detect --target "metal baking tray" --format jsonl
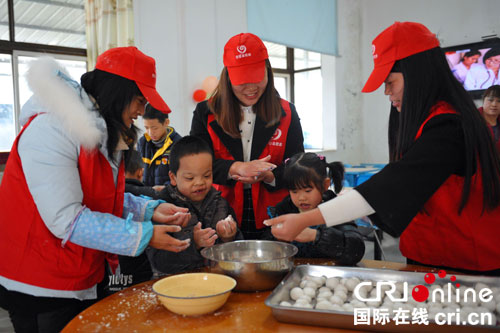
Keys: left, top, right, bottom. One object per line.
{"left": 265, "top": 265, "right": 500, "bottom": 332}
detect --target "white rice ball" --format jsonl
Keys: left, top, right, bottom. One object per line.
{"left": 315, "top": 300, "right": 334, "bottom": 310}
{"left": 303, "top": 287, "right": 316, "bottom": 298}
{"left": 280, "top": 301, "right": 292, "bottom": 307}
{"left": 290, "top": 287, "right": 304, "bottom": 300}
{"left": 333, "top": 290, "right": 348, "bottom": 302}
{"left": 325, "top": 277, "right": 340, "bottom": 289}
{"left": 329, "top": 295, "right": 344, "bottom": 306}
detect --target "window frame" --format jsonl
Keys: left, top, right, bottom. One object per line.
{"left": 0, "top": 0, "right": 86, "bottom": 163}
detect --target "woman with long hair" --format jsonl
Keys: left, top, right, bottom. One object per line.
{"left": 191, "top": 33, "right": 304, "bottom": 239}
{"left": 0, "top": 47, "right": 191, "bottom": 332}
{"left": 265, "top": 22, "right": 500, "bottom": 275}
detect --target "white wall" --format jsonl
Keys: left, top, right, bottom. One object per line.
{"left": 134, "top": 0, "right": 500, "bottom": 164}
{"left": 133, "top": 0, "right": 246, "bottom": 136}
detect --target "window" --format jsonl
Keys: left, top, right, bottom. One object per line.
{"left": 264, "top": 41, "right": 323, "bottom": 149}
{"left": 0, "top": 0, "right": 86, "bottom": 163}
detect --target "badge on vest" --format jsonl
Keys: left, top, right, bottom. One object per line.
{"left": 268, "top": 128, "right": 283, "bottom": 147}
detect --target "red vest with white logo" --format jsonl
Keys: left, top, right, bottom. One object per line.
{"left": 0, "top": 114, "right": 124, "bottom": 290}
{"left": 399, "top": 102, "right": 500, "bottom": 271}
{"left": 207, "top": 100, "right": 291, "bottom": 229}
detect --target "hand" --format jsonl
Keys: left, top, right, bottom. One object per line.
{"left": 149, "top": 225, "right": 191, "bottom": 252}
{"left": 216, "top": 218, "right": 237, "bottom": 241}
{"left": 294, "top": 227, "right": 318, "bottom": 243}
{"left": 153, "top": 185, "right": 165, "bottom": 192}
{"left": 229, "top": 155, "right": 276, "bottom": 180}
{"left": 152, "top": 203, "right": 190, "bottom": 227}
{"left": 264, "top": 209, "right": 325, "bottom": 241}
{"left": 193, "top": 222, "right": 218, "bottom": 249}
{"left": 232, "top": 170, "right": 275, "bottom": 185}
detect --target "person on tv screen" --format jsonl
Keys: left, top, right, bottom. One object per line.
{"left": 479, "top": 85, "right": 500, "bottom": 153}
{"left": 452, "top": 49, "right": 480, "bottom": 84}
{"left": 464, "top": 47, "right": 500, "bottom": 90}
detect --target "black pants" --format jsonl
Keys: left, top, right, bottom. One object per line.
{"left": 0, "top": 276, "right": 109, "bottom": 333}
{"left": 240, "top": 188, "right": 265, "bottom": 240}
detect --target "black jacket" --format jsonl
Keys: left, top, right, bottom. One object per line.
{"left": 124, "top": 178, "right": 161, "bottom": 199}
{"left": 146, "top": 184, "right": 244, "bottom": 274}
{"left": 266, "top": 190, "right": 365, "bottom": 265}
{"left": 190, "top": 100, "right": 304, "bottom": 191}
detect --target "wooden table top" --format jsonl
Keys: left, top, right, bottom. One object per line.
{"left": 61, "top": 259, "right": 447, "bottom": 333}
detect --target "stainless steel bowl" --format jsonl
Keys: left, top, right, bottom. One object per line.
{"left": 201, "top": 240, "right": 298, "bottom": 292}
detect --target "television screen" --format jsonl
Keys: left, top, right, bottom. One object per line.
{"left": 443, "top": 38, "right": 500, "bottom": 99}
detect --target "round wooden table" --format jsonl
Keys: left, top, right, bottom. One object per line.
{"left": 62, "top": 259, "right": 444, "bottom": 332}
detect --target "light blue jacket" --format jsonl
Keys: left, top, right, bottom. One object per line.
{"left": 0, "top": 57, "right": 158, "bottom": 300}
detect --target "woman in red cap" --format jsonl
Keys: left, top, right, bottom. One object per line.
{"left": 190, "top": 33, "right": 304, "bottom": 239}
{"left": 265, "top": 22, "right": 500, "bottom": 275}
{"left": 0, "top": 47, "right": 192, "bottom": 332}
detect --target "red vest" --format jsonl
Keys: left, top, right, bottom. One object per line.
{"left": 207, "top": 100, "right": 291, "bottom": 229}
{"left": 400, "top": 102, "right": 500, "bottom": 271}
{"left": 0, "top": 115, "right": 124, "bottom": 290}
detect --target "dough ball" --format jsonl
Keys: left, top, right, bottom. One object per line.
{"left": 315, "top": 300, "right": 334, "bottom": 310}
{"left": 345, "top": 278, "right": 359, "bottom": 292}
{"left": 329, "top": 295, "right": 344, "bottom": 306}
{"left": 325, "top": 277, "right": 340, "bottom": 289}
{"left": 334, "top": 284, "right": 348, "bottom": 294}
{"left": 290, "top": 287, "right": 304, "bottom": 300}
{"left": 317, "top": 290, "right": 333, "bottom": 299}
{"left": 333, "top": 290, "right": 348, "bottom": 302}
{"left": 318, "top": 286, "right": 331, "bottom": 294}
{"left": 303, "top": 287, "right": 316, "bottom": 298}
{"left": 279, "top": 301, "right": 292, "bottom": 307}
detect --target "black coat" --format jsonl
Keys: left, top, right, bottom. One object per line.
{"left": 190, "top": 101, "right": 304, "bottom": 191}
{"left": 124, "top": 178, "right": 161, "bottom": 199}
{"left": 265, "top": 190, "right": 365, "bottom": 265}
{"left": 146, "top": 185, "right": 243, "bottom": 274}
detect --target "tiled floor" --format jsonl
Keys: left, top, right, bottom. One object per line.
{"left": 0, "top": 233, "right": 404, "bottom": 332}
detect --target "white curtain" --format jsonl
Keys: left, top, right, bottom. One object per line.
{"left": 84, "top": 0, "right": 135, "bottom": 69}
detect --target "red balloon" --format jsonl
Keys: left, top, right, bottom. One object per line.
{"left": 193, "top": 89, "right": 207, "bottom": 102}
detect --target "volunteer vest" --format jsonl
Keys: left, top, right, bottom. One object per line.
{"left": 400, "top": 102, "right": 500, "bottom": 271}
{"left": 0, "top": 114, "right": 124, "bottom": 290}
{"left": 207, "top": 100, "right": 291, "bottom": 228}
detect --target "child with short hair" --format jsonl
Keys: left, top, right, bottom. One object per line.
{"left": 138, "top": 104, "right": 182, "bottom": 187}
{"left": 266, "top": 152, "right": 365, "bottom": 265}
{"left": 147, "top": 136, "right": 243, "bottom": 274}
{"left": 124, "top": 149, "right": 160, "bottom": 198}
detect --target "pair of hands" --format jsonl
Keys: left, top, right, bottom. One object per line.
{"left": 193, "top": 217, "right": 238, "bottom": 249}
{"left": 149, "top": 203, "right": 191, "bottom": 252}
{"left": 229, "top": 155, "right": 277, "bottom": 185}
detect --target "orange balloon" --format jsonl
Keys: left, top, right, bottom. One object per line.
{"left": 193, "top": 89, "right": 207, "bottom": 102}
{"left": 202, "top": 76, "right": 218, "bottom": 94}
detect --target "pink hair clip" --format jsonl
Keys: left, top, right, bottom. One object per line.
{"left": 317, "top": 154, "right": 325, "bottom": 160}
{"left": 284, "top": 158, "right": 290, "bottom": 164}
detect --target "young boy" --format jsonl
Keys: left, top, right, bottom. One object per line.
{"left": 137, "top": 104, "right": 182, "bottom": 187}
{"left": 124, "top": 149, "right": 160, "bottom": 198}
{"left": 147, "top": 136, "right": 243, "bottom": 274}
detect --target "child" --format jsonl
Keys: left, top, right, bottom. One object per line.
{"left": 137, "top": 104, "right": 182, "bottom": 187}
{"left": 124, "top": 149, "right": 161, "bottom": 198}
{"left": 147, "top": 136, "right": 243, "bottom": 274}
{"left": 266, "top": 152, "right": 365, "bottom": 265}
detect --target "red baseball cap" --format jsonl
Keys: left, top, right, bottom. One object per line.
{"left": 95, "top": 46, "right": 171, "bottom": 113}
{"left": 223, "top": 33, "right": 269, "bottom": 85}
{"left": 362, "top": 22, "right": 440, "bottom": 93}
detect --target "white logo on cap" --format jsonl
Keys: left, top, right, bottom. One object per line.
{"left": 237, "top": 45, "right": 247, "bottom": 54}
{"left": 372, "top": 44, "right": 378, "bottom": 59}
